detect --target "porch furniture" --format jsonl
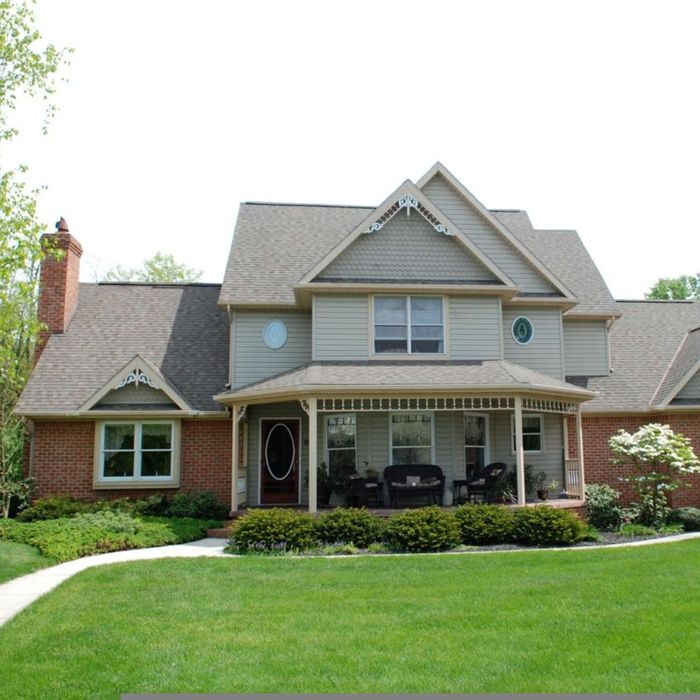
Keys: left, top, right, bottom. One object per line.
{"left": 344, "top": 474, "right": 368, "bottom": 507}
{"left": 383, "top": 464, "right": 445, "bottom": 508}
{"left": 452, "top": 479, "right": 470, "bottom": 505}
{"left": 466, "top": 462, "right": 508, "bottom": 503}
{"left": 365, "top": 480, "right": 384, "bottom": 507}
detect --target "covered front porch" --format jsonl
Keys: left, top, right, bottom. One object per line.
{"left": 223, "top": 393, "right": 588, "bottom": 513}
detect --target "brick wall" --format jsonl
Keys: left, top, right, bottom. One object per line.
{"left": 570, "top": 414, "right": 700, "bottom": 507}
{"left": 31, "top": 419, "right": 235, "bottom": 505}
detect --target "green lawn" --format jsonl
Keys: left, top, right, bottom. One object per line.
{"left": 1, "top": 541, "right": 699, "bottom": 697}
{"left": 0, "top": 541, "right": 52, "bottom": 583}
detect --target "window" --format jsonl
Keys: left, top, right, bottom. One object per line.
{"left": 325, "top": 414, "right": 356, "bottom": 472}
{"left": 391, "top": 413, "right": 433, "bottom": 464}
{"left": 464, "top": 413, "right": 489, "bottom": 480}
{"left": 511, "top": 415, "right": 544, "bottom": 453}
{"left": 374, "top": 296, "right": 444, "bottom": 354}
{"left": 511, "top": 316, "right": 534, "bottom": 345}
{"left": 99, "top": 421, "right": 176, "bottom": 482}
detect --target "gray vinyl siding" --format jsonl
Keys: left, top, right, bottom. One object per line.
{"left": 313, "top": 295, "right": 369, "bottom": 360}
{"left": 489, "top": 412, "right": 564, "bottom": 492}
{"left": 678, "top": 369, "right": 700, "bottom": 399}
{"left": 449, "top": 297, "right": 501, "bottom": 360}
{"left": 232, "top": 311, "right": 312, "bottom": 389}
{"left": 421, "top": 174, "right": 557, "bottom": 294}
{"left": 563, "top": 320, "right": 609, "bottom": 376}
{"left": 316, "top": 211, "right": 498, "bottom": 283}
{"left": 95, "top": 384, "right": 176, "bottom": 407}
{"left": 502, "top": 307, "right": 564, "bottom": 379}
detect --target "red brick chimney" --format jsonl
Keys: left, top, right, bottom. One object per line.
{"left": 36, "top": 217, "right": 83, "bottom": 361}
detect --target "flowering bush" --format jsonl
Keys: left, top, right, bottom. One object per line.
{"left": 609, "top": 424, "right": 700, "bottom": 527}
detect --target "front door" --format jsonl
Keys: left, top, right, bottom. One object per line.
{"left": 260, "top": 419, "right": 300, "bottom": 504}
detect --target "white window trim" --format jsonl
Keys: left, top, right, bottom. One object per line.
{"left": 94, "top": 420, "right": 180, "bottom": 489}
{"left": 464, "top": 412, "right": 491, "bottom": 470}
{"left": 389, "top": 411, "right": 436, "bottom": 465}
{"left": 511, "top": 316, "right": 535, "bottom": 346}
{"left": 510, "top": 413, "right": 544, "bottom": 455}
{"left": 323, "top": 413, "right": 357, "bottom": 472}
{"left": 372, "top": 295, "right": 446, "bottom": 356}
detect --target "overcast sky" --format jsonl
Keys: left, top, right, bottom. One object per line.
{"left": 8, "top": 0, "right": 700, "bottom": 297}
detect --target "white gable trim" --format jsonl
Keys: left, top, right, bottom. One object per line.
{"left": 416, "top": 162, "right": 575, "bottom": 300}
{"left": 78, "top": 354, "right": 192, "bottom": 412}
{"left": 298, "top": 180, "right": 516, "bottom": 288}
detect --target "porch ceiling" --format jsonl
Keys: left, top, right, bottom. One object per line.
{"left": 214, "top": 360, "right": 595, "bottom": 409}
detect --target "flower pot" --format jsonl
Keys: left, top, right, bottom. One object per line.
{"left": 537, "top": 489, "right": 549, "bottom": 501}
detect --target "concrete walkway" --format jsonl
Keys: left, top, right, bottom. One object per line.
{"left": 0, "top": 537, "right": 228, "bottom": 627}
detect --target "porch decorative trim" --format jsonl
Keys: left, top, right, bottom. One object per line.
{"left": 318, "top": 396, "right": 516, "bottom": 412}
{"left": 363, "top": 193, "right": 450, "bottom": 236}
{"left": 521, "top": 398, "right": 578, "bottom": 414}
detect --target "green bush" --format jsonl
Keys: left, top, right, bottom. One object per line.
{"left": 15, "top": 496, "right": 96, "bottom": 522}
{"left": 384, "top": 506, "right": 460, "bottom": 553}
{"left": 668, "top": 507, "right": 700, "bottom": 532}
{"left": 167, "top": 491, "right": 229, "bottom": 520}
{"left": 454, "top": 504, "right": 515, "bottom": 545}
{"left": 585, "top": 483, "right": 623, "bottom": 530}
{"left": 314, "top": 508, "right": 385, "bottom": 548}
{"left": 229, "top": 509, "right": 319, "bottom": 553}
{"left": 512, "top": 506, "right": 586, "bottom": 546}
{"left": 619, "top": 522, "right": 657, "bottom": 537}
{"left": 0, "top": 515, "right": 219, "bottom": 562}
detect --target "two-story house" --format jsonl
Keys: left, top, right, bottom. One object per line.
{"left": 16, "top": 163, "right": 700, "bottom": 511}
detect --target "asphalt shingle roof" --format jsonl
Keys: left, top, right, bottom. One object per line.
{"left": 652, "top": 326, "right": 700, "bottom": 405}
{"left": 575, "top": 300, "right": 700, "bottom": 413}
{"left": 17, "top": 284, "right": 229, "bottom": 414}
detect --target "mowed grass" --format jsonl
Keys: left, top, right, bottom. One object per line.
{"left": 0, "top": 541, "right": 52, "bottom": 583}
{"left": 1, "top": 541, "right": 699, "bottom": 697}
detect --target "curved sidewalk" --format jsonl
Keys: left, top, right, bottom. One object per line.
{"left": 0, "top": 537, "right": 228, "bottom": 627}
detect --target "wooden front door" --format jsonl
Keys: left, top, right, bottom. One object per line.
{"left": 260, "top": 419, "right": 300, "bottom": 504}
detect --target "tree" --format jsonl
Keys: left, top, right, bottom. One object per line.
{"left": 609, "top": 423, "right": 700, "bottom": 527}
{"left": 645, "top": 274, "right": 700, "bottom": 301}
{"left": 103, "top": 252, "right": 202, "bottom": 284}
{"left": 0, "top": 0, "right": 71, "bottom": 516}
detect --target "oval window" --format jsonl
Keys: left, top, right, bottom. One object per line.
{"left": 264, "top": 423, "right": 296, "bottom": 480}
{"left": 262, "top": 320, "right": 288, "bottom": 349}
{"left": 511, "top": 317, "right": 534, "bottom": 345}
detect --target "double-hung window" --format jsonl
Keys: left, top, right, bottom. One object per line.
{"left": 98, "top": 421, "right": 178, "bottom": 484}
{"left": 390, "top": 413, "right": 434, "bottom": 464}
{"left": 325, "top": 414, "right": 357, "bottom": 472}
{"left": 374, "top": 296, "right": 444, "bottom": 354}
{"left": 511, "top": 415, "right": 544, "bottom": 453}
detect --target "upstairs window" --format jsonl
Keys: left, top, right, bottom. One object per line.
{"left": 374, "top": 296, "right": 444, "bottom": 354}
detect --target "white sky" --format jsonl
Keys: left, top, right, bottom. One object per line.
{"left": 7, "top": 0, "right": 700, "bottom": 297}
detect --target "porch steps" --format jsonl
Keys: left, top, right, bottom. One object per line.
{"left": 207, "top": 520, "right": 235, "bottom": 538}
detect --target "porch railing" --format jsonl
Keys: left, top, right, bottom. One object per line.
{"left": 565, "top": 458, "right": 584, "bottom": 499}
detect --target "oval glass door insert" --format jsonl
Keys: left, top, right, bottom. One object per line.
{"left": 264, "top": 423, "right": 296, "bottom": 481}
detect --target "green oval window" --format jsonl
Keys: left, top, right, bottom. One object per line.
{"left": 511, "top": 317, "right": 534, "bottom": 345}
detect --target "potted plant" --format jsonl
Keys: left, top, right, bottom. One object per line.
{"left": 364, "top": 461, "right": 379, "bottom": 483}
{"left": 535, "top": 472, "right": 559, "bottom": 501}
{"left": 305, "top": 461, "right": 333, "bottom": 507}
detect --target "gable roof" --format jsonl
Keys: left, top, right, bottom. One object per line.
{"left": 573, "top": 300, "right": 700, "bottom": 413}
{"left": 652, "top": 326, "right": 700, "bottom": 406}
{"left": 493, "top": 212, "right": 620, "bottom": 318}
{"left": 299, "top": 180, "right": 515, "bottom": 289}
{"left": 16, "top": 284, "right": 229, "bottom": 415}
{"left": 416, "top": 162, "right": 575, "bottom": 300}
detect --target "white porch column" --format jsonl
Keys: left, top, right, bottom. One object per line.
{"left": 231, "top": 404, "right": 239, "bottom": 513}
{"left": 576, "top": 405, "right": 586, "bottom": 498}
{"left": 307, "top": 398, "right": 318, "bottom": 514}
{"left": 514, "top": 397, "right": 526, "bottom": 506}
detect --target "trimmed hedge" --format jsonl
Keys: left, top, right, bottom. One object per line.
{"left": 668, "top": 507, "right": 700, "bottom": 532}
{"left": 0, "top": 514, "right": 220, "bottom": 562}
{"left": 454, "top": 504, "right": 515, "bottom": 545}
{"left": 314, "top": 508, "right": 385, "bottom": 548}
{"left": 512, "top": 505, "right": 586, "bottom": 546}
{"left": 384, "top": 506, "right": 460, "bottom": 553}
{"left": 585, "top": 483, "right": 623, "bottom": 531}
{"left": 229, "top": 509, "right": 318, "bottom": 553}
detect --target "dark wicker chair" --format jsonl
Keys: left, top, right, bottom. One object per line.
{"left": 344, "top": 474, "right": 368, "bottom": 507}
{"left": 466, "top": 462, "right": 508, "bottom": 503}
{"left": 383, "top": 464, "right": 445, "bottom": 508}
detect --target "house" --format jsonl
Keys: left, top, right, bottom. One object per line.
{"left": 16, "top": 163, "right": 700, "bottom": 511}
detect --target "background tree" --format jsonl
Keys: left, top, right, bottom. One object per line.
{"left": 0, "top": 0, "right": 71, "bottom": 516}
{"left": 645, "top": 274, "right": 700, "bottom": 301}
{"left": 609, "top": 423, "right": 700, "bottom": 527}
{"left": 103, "top": 252, "right": 202, "bottom": 284}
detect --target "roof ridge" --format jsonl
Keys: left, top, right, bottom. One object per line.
{"left": 616, "top": 298, "right": 697, "bottom": 304}
{"left": 243, "top": 201, "right": 375, "bottom": 209}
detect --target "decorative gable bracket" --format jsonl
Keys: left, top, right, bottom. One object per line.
{"left": 363, "top": 192, "right": 450, "bottom": 235}
{"left": 115, "top": 368, "right": 159, "bottom": 391}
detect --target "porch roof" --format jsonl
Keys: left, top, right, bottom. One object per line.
{"left": 215, "top": 360, "right": 596, "bottom": 405}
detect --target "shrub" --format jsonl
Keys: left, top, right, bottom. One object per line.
{"left": 15, "top": 496, "right": 96, "bottom": 522}
{"left": 454, "top": 504, "right": 515, "bottom": 545}
{"left": 668, "top": 507, "right": 700, "bottom": 532}
{"left": 71, "top": 510, "right": 143, "bottom": 534}
{"left": 585, "top": 483, "right": 623, "bottom": 530}
{"left": 512, "top": 506, "right": 586, "bottom": 546}
{"left": 167, "top": 491, "right": 228, "bottom": 520}
{"left": 384, "top": 506, "right": 460, "bottom": 553}
{"left": 620, "top": 522, "right": 657, "bottom": 537}
{"left": 229, "top": 509, "right": 318, "bottom": 553}
{"left": 314, "top": 508, "right": 385, "bottom": 548}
